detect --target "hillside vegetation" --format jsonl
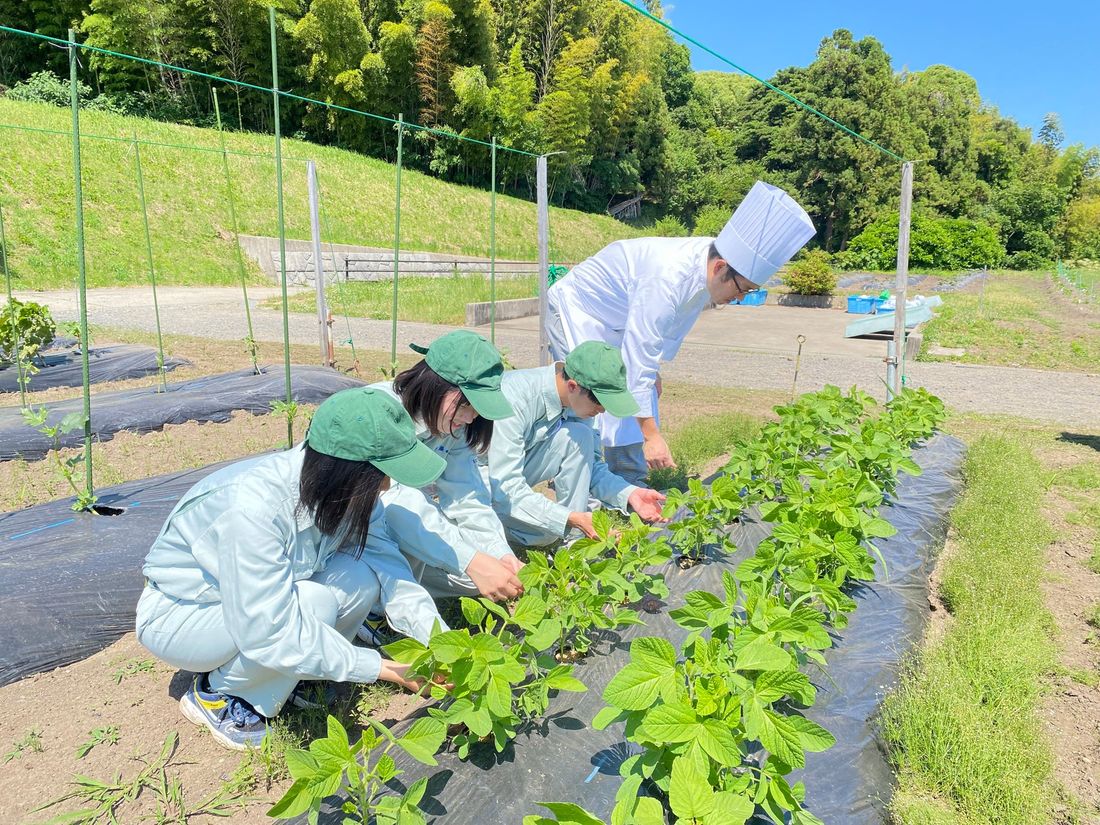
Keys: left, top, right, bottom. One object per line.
{"left": 0, "top": 99, "right": 636, "bottom": 290}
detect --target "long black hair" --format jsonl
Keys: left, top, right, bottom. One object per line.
{"left": 297, "top": 445, "right": 387, "bottom": 556}
{"left": 392, "top": 360, "right": 493, "bottom": 453}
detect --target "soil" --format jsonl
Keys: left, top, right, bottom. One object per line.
{"left": 1038, "top": 486, "right": 1100, "bottom": 822}
{"left": 0, "top": 634, "right": 284, "bottom": 824}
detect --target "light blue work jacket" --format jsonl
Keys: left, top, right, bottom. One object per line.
{"left": 141, "top": 445, "right": 441, "bottom": 685}
{"left": 371, "top": 381, "right": 512, "bottom": 573}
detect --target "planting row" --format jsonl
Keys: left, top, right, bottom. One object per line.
{"left": 268, "top": 386, "right": 946, "bottom": 825}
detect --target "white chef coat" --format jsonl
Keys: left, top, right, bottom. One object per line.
{"left": 547, "top": 237, "right": 713, "bottom": 447}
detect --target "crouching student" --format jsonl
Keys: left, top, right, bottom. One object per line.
{"left": 486, "top": 340, "right": 668, "bottom": 546}
{"left": 135, "top": 387, "right": 447, "bottom": 751}
{"left": 357, "top": 331, "right": 524, "bottom": 644}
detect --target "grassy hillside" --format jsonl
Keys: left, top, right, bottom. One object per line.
{"left": 0, "top": 99, "right": 639, "bottom": 290}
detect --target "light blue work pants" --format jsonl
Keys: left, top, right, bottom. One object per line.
{"left": 135, "top": 550, "right": 378, "bottom": 717}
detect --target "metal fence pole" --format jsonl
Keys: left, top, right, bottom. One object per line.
{"left": 269, "top": 7, "right": 293, "bottom": 447}
{"left": 69, "top": 28, "right": 94, "bottom": 506}
{"left": 892, "top": 160, "right": 914, "bottom": 397}
{"left": 307, "top": 161, "right": 332, "bottom": 367}
{"left": 536, "top": 155, "right": 549, "bottom": 365}
{"left": 213, "top": 88, "right": 259, "bottom": 374}
{"left": 132, "top": 133, "right": 168, "bottom": 390}
{"left": 490, "top": 136, "right": 497, "bottom": 344}
{"left": 391, "top": 114, "right": 403, "bottom": 370}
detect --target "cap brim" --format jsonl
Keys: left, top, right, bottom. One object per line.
{"left": 462, "top": 385, "right": 515, "bottom": 421}
{"left": 372, "top": 440, "right": 446, "bottom": 488}
{"left": 594, "top": 388, "right": 641, "bottom": 418}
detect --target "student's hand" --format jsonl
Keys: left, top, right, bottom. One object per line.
{"left": 628, "top": 488, "right": 668, "bottom": 523}
{"left": 655, "top": 374, "right": 663, "bottom": 398}
{"left": 499, "top": 553, "right": 525, "bottom": 575}
{"left": 378, "top": 659, "right": 425, "bottom": 693}
{"left": 643, "top": 432, "right": 676, "bottom": 470}
{"left": 466, "top": 551, "right": 523, "bottom": 601}
{"left": 567, "top": 511, "right": 599, "bottom": 540}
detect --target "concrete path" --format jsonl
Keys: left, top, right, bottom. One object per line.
{"left": 15, "top": 287, "right": 1100, "bottom": 429}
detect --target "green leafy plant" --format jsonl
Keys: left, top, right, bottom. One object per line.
{"left": 20, "top": 406, "right": 98, "bottom": 512}
{"left": 385, "top": 606, "right": 586, "bottom": 758}
{"left": 0, "top": 297, "right": 54, "bottom": 365}
{"left": 243, "top": 334, "right": 260, "bottom": 373}
{"left": 524, "top": 383, "right": 945, "bottom": 824}
{"left": 518, "top": 514, "right": 653, "bottom": 659}
{"left": 268, "top": 714, "right": 445, "bottom": 825}
{"left": 76, "top": 726, "right": 120, "bottom": 759}
{"left": 664, "top": 476, "right": 743, "bottom": 566}
{"left": 1, "top": 297, "right": 55, "bottom": 399}
{"left": 782, "top": 250, "right": 836, "bottom": 295}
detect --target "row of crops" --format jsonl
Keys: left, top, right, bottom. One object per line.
{"left": 267, "top": 385, "right": 947, "bottom": 825}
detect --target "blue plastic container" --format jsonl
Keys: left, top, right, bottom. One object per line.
{"left": 731, "top": 289, "right": 767, "bottom": 307}
{"left": 847, "top": 295, "right": 874, "bottom": 314}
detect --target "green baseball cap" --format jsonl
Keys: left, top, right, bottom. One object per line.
{"left": 409, "top": 331, "right": 514, "bottom": 421}
{"left": 307, "top": 387, "right": 446, "bottom": 487}
{"left": 564, "top": 341, "right": 641, "bottom": 418}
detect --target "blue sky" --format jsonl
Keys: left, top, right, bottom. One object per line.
{"left": 661, "top": 1, "right": 1100, "bottom": 150}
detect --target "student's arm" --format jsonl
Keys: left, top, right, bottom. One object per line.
{"left": 362, "top": 505, "right": 448, "bottom": 646}
{"left": 487, "top": 406, "right": 572, "bottom": 538}
{"left": 214, "top": 505, "right": 382, "bottom": 684}
{"left": 434, "top": 441, "right": 513, "bottom": 560}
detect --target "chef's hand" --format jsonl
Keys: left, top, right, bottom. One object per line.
{"left": 466, "top": 551, "right": 523, "bottom": 601}
{"left": 644, "top": 432, "right": 676, "bottom": 470}
{"left": 567, "top": 511, "right": 599, "bottom": 539}
{"left": 628, "top": 488, "right": 668, "bottom": 523}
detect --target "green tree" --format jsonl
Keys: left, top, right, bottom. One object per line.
{"left": 414, "top": 1, "right": 454, "bottom": 125}
{"left": 293, "top": 0, "right": 372, "bottom": 146}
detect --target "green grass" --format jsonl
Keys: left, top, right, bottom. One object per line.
{"left": 880, "top": 434, "right": 1058, "bottom": 825}
{"left": 0, "top": 98, "right": 637, "bottom": 290}
{"left": 272, "top": 274, "right": 538, "bottom": 325}
{"left": 1062, "top": 266, "right": 1100, "bottom": 296}
{"left": 918, "top": 270, "right": 1100, "bottom": 371}
{"left": 647, "top": 411, "right": 763, "bottom": 491}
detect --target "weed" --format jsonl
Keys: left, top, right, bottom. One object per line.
{"left": 1065, "top": 667, "right": 1100, "bottom": 689}
{"left": 111, "top": 657, "right": 157, "bottom": 684}
{"left": 880, "top": 435, "right": 1056, "bottom": 824}
{"left": 76, "top": 726, "right": 120, "bottom": 759}
{"left": 35, "top": 731, "right": 251, "bottom": 822}
{"left": 4, "top": 728, "right": 44, "bottom": 763}
{"left": 1088, "top": 543, "right": 1100, "bottom": 576}
{"left": 355, "top": 682, "right": 399, "bottom": 721}
{"left": 1086, "top": 602, "right": 1100, "bottom": 630}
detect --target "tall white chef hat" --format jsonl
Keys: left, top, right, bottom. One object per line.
{"left": 714, "top": 181, "right": 816, "bottom": 284}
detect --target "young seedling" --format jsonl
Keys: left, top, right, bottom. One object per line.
{"left": 384, "top": 602, "right": 587, "bottom": 758}
{"left": 268, "top": 714, "right": 446, "bottom": 825}
{"left": 20, "top": 406, "right": 98, "bottom": 512}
